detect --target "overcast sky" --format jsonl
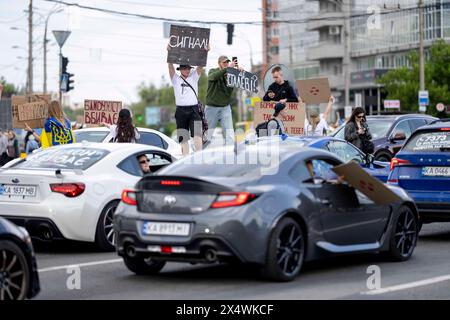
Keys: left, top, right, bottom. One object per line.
{"left": 0, "top": 0, "right": 263, "bottom": 105}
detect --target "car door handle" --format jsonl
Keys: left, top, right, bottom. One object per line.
{"left": 320, "top": 198, "right": 332, "bottom": 206}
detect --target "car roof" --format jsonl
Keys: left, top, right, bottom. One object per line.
{"left": 44, "top": 142, "right": 165, "bottom": 153}
{"left": 414, "top": 119, "right": 450, "bottom": 132}
{"left": 74, "top": 127, "right": 164, "bottom": 135}
{"left": 366, "top": 114, "right": 437, "bottom": 121}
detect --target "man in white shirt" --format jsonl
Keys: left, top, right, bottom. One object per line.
{"left": 304, "top": 96, "right": 334, "bottom": 136}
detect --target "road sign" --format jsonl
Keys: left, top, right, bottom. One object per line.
{"left": 384, "top": 100, "right": 400, "bottom": 110}
{"left": 436, "top": 103, "right": 445, "bottom": 112}
{"left": 419, "top": 105, "right": 427, "bottom": 112}
{"left": 354, "top": 93, "right": 362, "bottom": 108}
{"left": 344, "top": 106, "right": 352, "bottom": 118}
{"left": 419, "top": 90, "right": 429, "bottom": 106}
{"left": 52, "top": 30, "right": 71, "bottom": 48}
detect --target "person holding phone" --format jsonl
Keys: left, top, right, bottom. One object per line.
{"left": 344, "top": 107, "right": 373, "bottom": 154}
{"left": 263, "top": 66, "right": 298, "bottom": 104}
{"left": 205, "top": 55, "right": 243, "bottom": 146}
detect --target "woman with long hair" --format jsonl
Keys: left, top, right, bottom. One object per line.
{"left": 41, "top": 100, "right": 75, "bottom": 148}
{"left": 104, "top": 109, "right": 140, "bottom": 143}
{"left": 344, "top": 107, "right": 373, "bottom": 154}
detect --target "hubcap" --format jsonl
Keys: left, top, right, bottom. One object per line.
{"left": 0, "top": 249, "right": 26, "bottom": 300}
{"left": 276, "top": 224, "right": 303, "bottom": 276}
{"left": 104, "top": 204, "right": 118, "bottom": 246}
{"left": 394, "top": 209, "right": 417, "bottom": 257}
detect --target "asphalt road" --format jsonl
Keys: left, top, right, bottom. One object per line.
{"left": 33, "top": 223, "right": 450, "bottom": 300}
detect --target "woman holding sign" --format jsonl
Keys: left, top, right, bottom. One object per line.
{"left": 40, "top": 101, "right": 76, "bottom": 148}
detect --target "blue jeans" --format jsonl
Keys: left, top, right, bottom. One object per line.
{"left": 205, "top": 105, "right": 235, "bottom": 145}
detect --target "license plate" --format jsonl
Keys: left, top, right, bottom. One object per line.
{"left": 142, "top": 222, "right": 190, "bottom": 236}
{"left": 0, "top": 184, "right": 37, "bottom": 197}
{"left": 422, "top": 167, "right": 450, "bottom": 177}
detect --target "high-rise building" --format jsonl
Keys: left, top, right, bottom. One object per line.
{"left": 262, "top": 0, "right": 281, "bottom": 71}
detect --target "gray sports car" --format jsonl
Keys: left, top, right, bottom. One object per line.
{"left": 114, "top": 146, "right": 419, "bottom": 281}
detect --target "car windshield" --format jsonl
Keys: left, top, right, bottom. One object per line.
{"left": 74, "top": 130, "right": 109, "bottom": 143}
{"left": 403, "top": 130, "right": 450, "bottom": 152}
{"left": 13, "top": 147, "right": 110, "bottom": 170}
{"left": 333, "top": 119, "right": 392, "bottom": 140}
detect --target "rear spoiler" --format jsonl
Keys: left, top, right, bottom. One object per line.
{"left": 136, "top": 175, "right": 232, "bottom": 193}
{"left": 0, "top": 166, "right": 83, "bottom": 177}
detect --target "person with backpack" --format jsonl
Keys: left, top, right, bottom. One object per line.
{"left": 255, "top": 103, "right": 287, "bottom": 137}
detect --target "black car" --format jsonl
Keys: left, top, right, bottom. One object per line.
{"left": 114, "top": 146, "right": 419, "bottom": 281}
{"left": 333, "top": 114, "right": 437, "bottom": 161}
{"left": 0, "top": 217, "right": 40, "bottom": 300}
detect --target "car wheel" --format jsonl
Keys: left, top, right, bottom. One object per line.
{"left": 387, "top": 205, "right": 418, "bottom": 261}
{"left": 261, "top": 217, "right": 305, "bottom": 282}
{"left": 95, "top": 200, "right": 119, "bottom": 252}
{"left": 0, "top": 240, "right": 30, "bottom": 300}
{"left": 375, "top": 152, "right": 392, "bottom": 162}
{"left": 123, "top": 256, "right": 166, "bottom": 275}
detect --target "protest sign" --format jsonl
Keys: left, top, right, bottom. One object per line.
{"left": 84, "top": 100, "right": 122, "bottom": 125}
{"left": 167, "top": 25, "right": 210, "bottom": 67}
{"left": 253, "top": 102, "right": 306, "bottom": 136}
{"left": 332, "top": 161, "right": 402, "bottom": 205}
{"left": 12, "top": 94, "right": 51, "bottom": 129}
{"left": 296, "top": 78, "right": 331, "bottom": 104}
{"left": 226, "top": 68, "right": 259, "bottom": 93}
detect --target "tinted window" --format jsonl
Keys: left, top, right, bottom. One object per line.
{"left": 138, "top": 133, "right": 166, "bottom": 149}
{"left": 392, "top": 120, "right": 412, "bottom": 138}
{"left": 289, "top": 162, "right": 311, "bottom": 182}
{"left": 409, "top": 119, "right": 427, "bottom": 132}
{"left": 403, "top": 131, "right": 450, "bottom": 152}
{"left": 74, "top": 131, "right": 109, "bottom": 143}
{"left": 366, "top": 120, "right": 392, "bottom": 139}
{"left": 14, "top": 148, "right": 109, "bottom": 170}
{"left": 327, "top": 141, "right": 364, "bottom": 163}
{"left": 118, "top": 156, "right": 141, "bottom": 176}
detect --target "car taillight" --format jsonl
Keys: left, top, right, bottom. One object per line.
{"left": 50, "top": 183, "right": 85, "bottom": 198}
{"left": 390, "top": 157, "right": 411, "bottom": 171}
{"left": 160, "top": 180, "right": 182, "bottom": 186}
{"left": 121, "top": 189, "right": 137, "bottom": 206}
{"left": 440, "top": 128, "right": 450, "bottom": 131}
{"left": 211, "top": 192, "right": 256, "bottom": 208}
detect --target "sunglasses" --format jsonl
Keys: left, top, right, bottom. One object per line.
{"left": 139, "top": 159, "right": 150, "bottom": 164}
{"left": 356, "top": 115, "right": 365, "bottom": 119}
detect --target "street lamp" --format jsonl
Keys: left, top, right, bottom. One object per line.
{"left": 43, "top": 8, "right": 63, "bottom": 94}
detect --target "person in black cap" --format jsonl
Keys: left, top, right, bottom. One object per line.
{"left": 167, "top": 43, "right": 209, "bottom": 156}
{"left": 103, "top": 108, "right": 140, "bottom": 143}
{"left": 267, "top": 102, "right": 287, "bottom": 136}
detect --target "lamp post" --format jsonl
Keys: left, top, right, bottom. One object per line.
{"left": 43, "top": 9, "right": 63, "bottom": 94}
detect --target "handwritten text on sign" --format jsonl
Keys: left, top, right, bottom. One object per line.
{"left": 84, "top": 100, "right": 122, "bottom": 125}
{"left": 226, "top": 68, "right": 259, "bottom": 93}
{"left": 18, "top": 102, "right": 48, "bottom": 122}
{"left": 167, "top": 25, "right": 210, "bottom": 67}
{"left": 253, "top": 102, "right": 306, "bottom": 136}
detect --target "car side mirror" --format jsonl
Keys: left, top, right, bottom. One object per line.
{"left": 365, "top": 154, "right": 374, "bottom": 166}
{"left": 390, "top": 131, "right": 406, "bottom": 142}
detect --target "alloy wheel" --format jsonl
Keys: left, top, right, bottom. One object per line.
{"left": 394, "top": 208, "right": 417, "bottom": 257}
{"left": 103, "top": 204, "right": 118, "bottom": 246}
{"left": 276, "top": 223, "right": 304, "bottom": 277}
{"left": 0, "top": 249, "right": 27, "bottom": 300}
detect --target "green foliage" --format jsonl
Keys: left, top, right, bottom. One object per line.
{"left": 0, "top": 77, "right": 20, "bottom": 97}
{"left": 377, "top": 40, "right": 450, "bottom": 117}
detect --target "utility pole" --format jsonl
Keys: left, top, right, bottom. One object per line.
{"left": 27, "top": 0, "right": 33, "bottom": 95}
{"left": 43, "top": 9, "right": 62, "bottom": 94}
{"left": 419, "top": 0, "right": 425, "bottom": 92}
{"left": 343, "top": 0, "right": 351, "bottom": 107}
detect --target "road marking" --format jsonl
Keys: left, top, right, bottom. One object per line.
{"left": 362, "top": 274, "right": 450, "bottom": 295}
{"left": 38, "top": 258, "right": 123, "bottom": 273}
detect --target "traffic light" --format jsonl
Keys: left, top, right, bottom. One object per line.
{"left": 67, "top": 73, "right": 74, "bottom": 92}
{"left": 60, "top": 55, "right": 74, "bottom": 92}
{"left": 61, "top": 56, "right": 69, "bottom": 73}
{"left": 227, "top": 24, "right": 234, "bottom": 45}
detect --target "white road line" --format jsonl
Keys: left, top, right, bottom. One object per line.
{"left": 361, "top": 274, "right": 450, "bottom": 295}
{"left": 38, "top": 258, "right": 123, "bottom": 273}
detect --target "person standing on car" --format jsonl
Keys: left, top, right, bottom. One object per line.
{"left": 41, "top": 100, "right": 76, "bottom": 148}
{"left": 263, "top": 66, "right": 298, "bottom": 103}
{"left": 103, "top": 108, "right": 140, "bottom": 143}
{"left": 267, "top": 103, "right": 287, "bottom": 136}
{"left": 205, "top": 55, "right": 240, "bottom": 146}
{"left": 344, "top": 107, "right": 373, "bottom": 154}
{"left": 167, "top": 44, "right": 207, "bottom": 155}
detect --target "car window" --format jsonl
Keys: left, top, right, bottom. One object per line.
{"left": 403, "top": 130, "right": 450, "bottom": 152}
{"left": 117, "top": 156, "right": 142, "bottom": 176}
{"left": 409, "top": 119, "right": 427, "bottom": 132}
{"left": 289, "top": 161, "right": 311, "bottom": 183}
{"left": 146, "top": 153, "right": 172, "bottom": 167}
{"left": 304, "top": 158, "right": 339, "bottom": 183}
{"left": 333, "top": 126, "right": 345, "bottom": 139}
{"left": 137, "top": 132, "right": 166, "bottom": 149}
{"left": 14, "top": 147, "right": 109, "bottom": 170}
{"left": 366, "top": 120, "right": 392, "bottom": 139}
{"left": 392, "top": 120, "right": 412, "bottom": 138}
{"left": 327, "top": 141, "right": 365, "bottom": 164}
{"left": 74, "top": 131, "right": 109, "bottom": 143}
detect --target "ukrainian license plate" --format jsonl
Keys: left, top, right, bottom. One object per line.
{"left": 422, "top": 167, "right": 450, "bottom": 177}
{"left": 142, "top": 222, "right": 190, "bottom": 236}
{"left": 0, "top": 184, "right": 37, "bottom": 197}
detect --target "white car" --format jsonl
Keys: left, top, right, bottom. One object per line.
{"left": 74, "top": 127, "right": 183, "bottom": 158}
{"left": 0, "top": 142, "right": 174, "bottom": 251}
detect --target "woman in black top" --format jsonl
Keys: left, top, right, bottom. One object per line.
{"left": 344, "top": 107, "right": 373, "bottom": 154}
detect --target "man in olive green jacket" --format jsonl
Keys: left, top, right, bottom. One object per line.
{"left": 205, "top": 55, "right": 240, "bottom": 146}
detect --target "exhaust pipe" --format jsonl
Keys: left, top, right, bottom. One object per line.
{"left": 126, "top": 245, "right": 136, "bottom": 258}
{"left": 204, "top": 248, "right": 217, "bottom": 262}
{"left": 37, "top": 224, "right": 53, "bottom": 241}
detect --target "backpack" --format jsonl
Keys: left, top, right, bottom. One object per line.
{"left": 256, "top": 118, "right": 280, "bottom": 137}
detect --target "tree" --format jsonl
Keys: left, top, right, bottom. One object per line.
{"left": 377, "top": 40, "right": 450, "bottom": 117}
{"left": 0, "top": 77, "right": 21, "bottom": 98}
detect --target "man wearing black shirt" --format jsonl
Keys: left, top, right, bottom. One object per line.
{"left": 263, "top": 66, "right": 298, "bottom": 103}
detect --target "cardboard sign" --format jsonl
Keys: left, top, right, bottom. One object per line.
{"left": 226, "top": 68, "right": 259, "bottom": 93}
{"left": 12, "top": 94, "right": 51, "bottom": 129}
{"left": 332, "top": 161, "right": 402, "bottom": 205}
{"left": 253, "top": 102, "right": 306, "bottom": 136}
{"left": 84, "top": 100, "right": 122, "bottom": 125}
{"left": 296, "top": 78, "right": 331, "bottom": 104}
{"left": 167, "top": 25, "right": 210, "bottom": 67}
